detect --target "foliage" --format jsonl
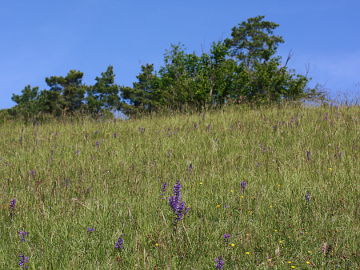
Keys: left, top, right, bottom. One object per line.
{"left": 8, "top": 16, "right": 323, "bottom": 119}
{"left": 85, "top": 66, "right": 120, "bottom": 116}
{"left": 224, "top": 15, "right": 284, "bottom": 68}
{"left": 121, "top": 64, "right": 162, "bottom": 115}
{"left": 10, "top": 85, "right": 42, "bottom": 120}
{"left": 44, "top": 70, "right": 86, "bottom": 115}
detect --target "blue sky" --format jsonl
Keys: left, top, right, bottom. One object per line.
{"left": 1, "top": 0, "right": 359, "bottom": 109}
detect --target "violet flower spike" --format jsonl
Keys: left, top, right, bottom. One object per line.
{"left": 115, "top": 236, "right": 124, "bottom": 249}
{"left": 9, "top": 198, "right": 16, "bottom": 220}
{"left": 18, "top": 231, "right": 29, "bottom": 242}
{"left": 240, "top": 181, "right": 247, "bottom": 192}
{"left": 160, "top": 182, "right": 168, "bottom": 199}
{"left": 168, "top": 180, "right": 190, "bottom": 224}
{"left": 305, "top": 191, "right": 311, "bottom": 203}
{"left": 223, "top": 234, "right": 231, "bottom": 242}
{"left": 215, "top": 256, "right": 224, "bottom": 269}
{"left": 18, "top": 255, "right": 29, "bottom": 268}
{"left": 173, "top": 180, "right": 182, "bottom": 198}
{"left": 10, "top": 199, "right": 16, "bottom": 210}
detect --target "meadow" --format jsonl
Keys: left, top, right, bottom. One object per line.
{"left": 0, "top": 104, "right": 359, "bottom": 269}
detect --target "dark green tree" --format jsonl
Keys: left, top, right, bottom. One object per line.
{"left": 10, "top": 85, "right": 42, "bottom": 119}
{"left": 223, "top": 16, "right": 319, "bottom": 103}
{"left": 86, "top": 66, "right": 120, "bottom": 115}
{"left": 158, "top": 44, "right": 212, "bottom": 110}
{"left": 203, "top": 41, "right": 238, "bottom": 105}
{"left": 44, "top": 70, "right": 86, "bottom": 115}
{"left": 121, "top": 64, "right": 162, "bottom": 115}
{"left": 225, "top": 15, "right": 284, "bottom": 68}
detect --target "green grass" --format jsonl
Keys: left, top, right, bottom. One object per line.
{"left": 1, "top": 105, "right": 359, "bottom": 269}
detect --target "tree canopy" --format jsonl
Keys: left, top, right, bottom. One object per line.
{"left": 9, "top": 16, "right": 323, "bottom": 120}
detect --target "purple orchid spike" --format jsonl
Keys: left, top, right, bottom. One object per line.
{"left": 240, "top": 181, "right": 247, "bottom": 192}
{"left": 18, "top": 231, "right": 29, "bottom": 242}
{"left": 215, "top": 256, "right": 224, "bottom": 269}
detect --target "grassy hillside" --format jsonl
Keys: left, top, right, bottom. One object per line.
{"left": 1, "top": 105, "right": 359, "bottom": 269}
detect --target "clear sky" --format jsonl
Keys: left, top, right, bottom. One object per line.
{"left": 1, "top": 0, "right": 359, "bottom": 109}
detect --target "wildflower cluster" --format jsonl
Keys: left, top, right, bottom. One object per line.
{"left": 115, "top": 236, "right": 124, "bottom": 249}
{"left": 18, "top": 255, "right": 29, "bottom": 268}
{"left": 240, "top": 181, "right": 247, "bottom": 192}
{"left": 168, "top": 180, "right": 190, "bottom": 224}
{"left": 18, "top": 231, "right": 29, "bottom": 242}
{"left": 223, "top": 233, "right": 231, "bottom": 243}
{"left": 9, "top": 198, "right": 16, "bottom": 219}
{"left": 160, "top": 182, "right": 168, "bottom": 199}
{"left": 215, "top": 256, "right": 224, "bottom": 269}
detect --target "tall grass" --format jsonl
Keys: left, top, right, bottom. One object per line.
{"left": 1, "top": 105, "right": 359, "bottom": 269}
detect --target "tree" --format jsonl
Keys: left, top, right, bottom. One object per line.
{"left": 10, "top": 85, "right": 42, "bottom": 119}
{"left": 225, "top": 16, "right": 284, "bottom": 68}
{"left": 121, "top": 64, "right": 162, "bottom": 115}
{"left": 223, "top": 16, "right": 319, "bottom": 103}
{"left": 45, "top": 70, "right": 86, "bottom": 115}
{"left": 86, "top": 66, "right": 120, "bottom": 115}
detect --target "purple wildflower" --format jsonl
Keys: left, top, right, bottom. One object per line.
{"left": 240, "top": 181, "right": 247, "bottom": 192}
{"left": 306, "top": 151, "right": 311, "bottom": 161}
{"left": 18, "top": 231, "right": 29, "bottom": 242}
{"left": 95, "top": 141, "right": 100, "bottom": 147}
{"left": 10, "top": 199, "right": 16, "bottom": 210}
{"left": 215, "top": 256, "right": 224, "bottom": 269}
{"left": 18, "top": 255, "right": 29, "bottom": 268}
{"left": 173, "top": 181, "right": 181, "bottom": 198}
{"left": 160, "top": 182, "right": 168, "bottom": 199}
{"left": 115, "top": 236, "right": 124, "bottom": 249}
{"left": 223, "top": 234, "right": 231, "bottom": 242}
{"left": 305, "top": 191, "right": 311, "bottom": 203}
{"left": 87, "top": 227, "right": 95, "bottom": 232}
{"left": 168, "top": 181, "right": 190, "bottom": 224}
{"left": 9, "top": 198, "right": 16, "bottom": 220}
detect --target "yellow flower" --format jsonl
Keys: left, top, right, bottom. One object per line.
{"left": 291, "top": 266, "right": 296, "bottom": 269}
{"left": 230, "top": 189, "right": 234, "bottom": 193}
{"left": 328, "top": 167, "right": 333, "bottom": 171}
{"left": 230, "top": 243, "right": 235, "bottom": 247}
{"left": 278, "top": 240, "right": 284, "bottom": 244}
{"left": 269, "top": 205, "right": 273, "bottom": 208}
{"left": 245, "top": 252, "right": 251, "bottom": 255}
{"left": 274, "top": 230, "right": 278, "bottom": 232}
{"left": 240, "top": 195, "right": 244, "bottom": 199}
{"left": 199, "top": 182, "right": 203, "bottom": 185}
{"left": 277, "top": 184, "right": 281, "bottom": 187}
{"left": 306, "top": 261, "right": 311, "bottom": 265}
{"left": 216, "top": 204, "right": 221, "bottom": 208}
{"left": 287, "top": 261, "right": 292, "bottom": 264}
{"left": 155, "top": 243, "right": 159, "bottom": 247}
